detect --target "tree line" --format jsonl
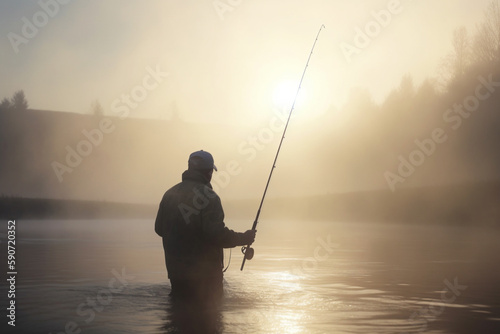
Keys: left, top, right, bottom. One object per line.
{"left": 441, "top": 0, "right": 500, "bottom": 88}
{"left": 0, "top": 89, "right": 105, "bottom": 116}
{"left": 0, "top": 90, "right": 29, "bottom": 112}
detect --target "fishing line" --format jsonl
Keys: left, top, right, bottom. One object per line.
{"left": 223, "top": 248, "right": 231, "bottom": 273}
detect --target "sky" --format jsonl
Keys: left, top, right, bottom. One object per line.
{"left": 0, "top": 0, "right": 493, "bottom": 126}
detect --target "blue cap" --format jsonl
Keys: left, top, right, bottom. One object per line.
{"left": 188, "top": 150, "right": 217, "bottom": 171}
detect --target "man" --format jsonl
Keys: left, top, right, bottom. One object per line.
{"left": 155, "top": 150, "right": 256, "bottom": 302}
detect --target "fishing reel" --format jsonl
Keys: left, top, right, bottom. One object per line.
{"left": 241, "top": 246, "right": 254, "bottom": 260}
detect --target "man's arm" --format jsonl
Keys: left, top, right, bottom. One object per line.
{"left": 154, "top": 199, "right": 165, "bottom": 237}
{"left": 201, "top": 190, "right": 255, "bottom": 248}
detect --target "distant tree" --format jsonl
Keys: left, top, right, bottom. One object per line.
{"left": 415, "top": 79, "right": 438, "bottom": 102}
{"left": 438, "top": 26, "right": 471, "bottom": 89}
{"left": 0, "top": 97, "right": 11, "bottom": 112}
{"left": 398, "top": 74, "right": 415, "bottom": 98}
{"left": 472, "top": 0, "right": 500, "bottom": 64}
{"left": 343, "top": 87, "right": 376, "bottom": 117}
{"left": 412, "top": 79, "right": 441, "bottom": 130}
{"left": 170, "top": 101, "right": 182, "bottom": 122}
{"left": 451, "top": 26, "right": 471, "bottom": 78}
{"left": 10, "top": 90, "right": 28, "bottom": 111}
{"left": 91, "top": 100, "right": 104, "bottom": 116}
{"left": 382, "top": 74, "right": 415, "bottom": 111}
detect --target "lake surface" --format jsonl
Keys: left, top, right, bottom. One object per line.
{"left": 1, "top": 218, "right": 500, "bottom": 333}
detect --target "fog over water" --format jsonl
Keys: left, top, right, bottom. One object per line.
{"left": 1, "top": 0, "right": 500, "bottom": 203}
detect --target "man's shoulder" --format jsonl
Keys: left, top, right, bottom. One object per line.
{"left": 160, "top": 182, "right": 183, "bottom": 201}
{"left": 162, "top": 180, "right": 219, "bottom": 200}
{"left": 163, "top": 181, "right": 182, "bottom": 194}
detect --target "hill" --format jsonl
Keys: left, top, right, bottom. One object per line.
{"left": 0, "top": 108, "right": 249, "bottom": 203}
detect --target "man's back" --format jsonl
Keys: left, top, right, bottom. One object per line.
{"left": 155, "top": 151, "right": 255, "bottom": 300}
{"left": 156, "top": 169, "right": 225, "bottom": 279}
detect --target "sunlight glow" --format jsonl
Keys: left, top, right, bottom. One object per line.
{"left": 272, "top": 80, "right": 307, "bottom": 110}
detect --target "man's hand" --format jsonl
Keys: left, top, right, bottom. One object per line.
{"left": 242, "top": 229, "right": 256, "bottom": 245}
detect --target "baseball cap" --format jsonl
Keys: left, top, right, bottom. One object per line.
{"left": 188, "top": 150, "right": 218, "bottom": 171}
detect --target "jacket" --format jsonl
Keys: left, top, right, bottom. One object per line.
{"left": 155, "top": 169, "right": 247, "bottom": 280}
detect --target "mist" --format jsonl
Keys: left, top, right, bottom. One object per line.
{"left": 1, "top": 0, "right": 499, "bottom": 211}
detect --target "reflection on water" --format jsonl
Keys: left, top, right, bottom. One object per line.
{"left": 1, "top": 219, "right": 500, "bottom": 333}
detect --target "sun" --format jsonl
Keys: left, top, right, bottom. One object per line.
{"left": 272, "top": 79, "right": 307, "bottom": 110}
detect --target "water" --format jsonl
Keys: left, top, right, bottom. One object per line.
{"left": 1, "top": 219, "right": 500, "bottom": 333}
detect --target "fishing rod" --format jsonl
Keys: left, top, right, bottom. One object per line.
{"left": 240, "top": 24, "right": 325, "bottom": 271}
